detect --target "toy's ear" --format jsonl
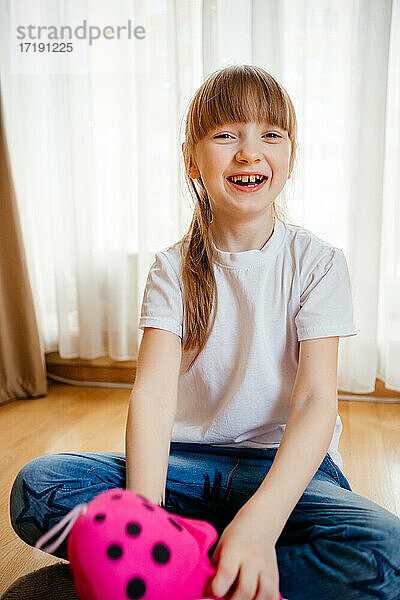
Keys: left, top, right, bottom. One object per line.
{"left": 175, "top": 515, "right": 219, "bottom": 554}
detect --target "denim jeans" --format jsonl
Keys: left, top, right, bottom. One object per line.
{"left": 9, "top": 443, "right": 400, "bottom": 599}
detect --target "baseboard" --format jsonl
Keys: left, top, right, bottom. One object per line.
{"left": 45, "top": 352, "right": 400, "bottom": 399}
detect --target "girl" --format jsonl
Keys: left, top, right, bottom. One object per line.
{"left": 10, "top": 65, "right": 400, "bottom": 600}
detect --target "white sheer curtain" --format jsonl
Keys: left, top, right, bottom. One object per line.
{"left": 0, "top": 0, "right": 203, "bottom": 360}
{"left": 0, "top": 0, "right": 399, "bottom": 395}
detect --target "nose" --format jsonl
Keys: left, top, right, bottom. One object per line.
{"left": 235, "top": 141, "right": 263, "bottom": 164}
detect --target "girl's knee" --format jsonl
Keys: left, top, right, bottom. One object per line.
{"left": 350, "top": 507, "right": 400, "bottom": 598}
{"left": 9, "top": 455, "right": 58, "bottom": 541}
{"left": 364, "top": 502, "right": 400, "bottom": 540}
{"left": 372, "top": 507, "right": 400, "bottom": 558}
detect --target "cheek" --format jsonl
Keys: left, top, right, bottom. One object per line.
{"left": 202, "top": 159, "right": 225, "bottom": 185}
{"left": 272, "top": 153, "right": 291, "bottom": 177}
{"left": 210, "top": 154, "right": 226, "bottom": 172}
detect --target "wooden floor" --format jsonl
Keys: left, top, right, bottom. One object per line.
{"left": 1, "top": 381, "right": 399, "bottom": 595}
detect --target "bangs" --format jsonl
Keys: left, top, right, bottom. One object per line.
{"left": 186, "top": 65, "right": 296, "bottom": 145}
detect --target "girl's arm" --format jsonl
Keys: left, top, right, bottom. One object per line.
{"left": 240, "top": 336, "right": 340, "bottom": 541}
{"left": 125, "top": 327, "right": 181, "bottom": 505}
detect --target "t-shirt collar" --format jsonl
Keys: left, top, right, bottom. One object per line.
{"left": 210, "top": 217, "right": 285, "bottom": 268}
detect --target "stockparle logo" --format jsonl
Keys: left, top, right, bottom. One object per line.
{"left": 16, "top": 19, "right": 146, "bottom": 46}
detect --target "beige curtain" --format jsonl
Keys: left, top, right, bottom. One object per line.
{"left": 0, "top": 101, "right": 47, "bottom": 406}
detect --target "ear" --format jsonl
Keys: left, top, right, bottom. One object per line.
{"left": 182, "top": 142, "right": 200, "bottom": 179}
{"left": 177, "top": 515, "right": 219, "bottom": 553}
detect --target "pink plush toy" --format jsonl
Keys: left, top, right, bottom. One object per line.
{"left": 35, "top": 488, "right": 283, "bottom": 600}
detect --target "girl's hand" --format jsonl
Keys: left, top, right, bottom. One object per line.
{"left": 203, "top": 504, "right": 281, "bottom": 600}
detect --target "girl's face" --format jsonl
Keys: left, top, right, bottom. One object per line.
{"left": 184, "top": 121, "right": 292, "bottom": 220}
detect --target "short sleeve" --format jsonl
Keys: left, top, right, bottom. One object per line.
{"left": 138, "top": 251, "right": 183, "bottom": 339}
{"left": 295, "top": 248, "right": 358, "bottom": 341}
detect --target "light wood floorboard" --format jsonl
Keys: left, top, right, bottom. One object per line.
{"left": 1, "top": 382, "right": 399, "bottom": 594}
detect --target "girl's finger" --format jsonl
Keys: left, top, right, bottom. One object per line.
{"left": 209, "top": 562, "right": 238, "bottom": 598}
{"left": 227, "top": 564, "right": 259, "bottom": 600}
{"left": 253, "top": 572, "right": 280, "bottom": 600}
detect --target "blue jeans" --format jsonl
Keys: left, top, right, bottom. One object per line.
{"left": 9, "top": 443, "right": 400, "bottom": 599}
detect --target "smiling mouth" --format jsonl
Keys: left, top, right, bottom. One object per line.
{"left": 226, "top": 175, "right": 268, "bottom": 192}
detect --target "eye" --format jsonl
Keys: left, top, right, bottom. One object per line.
{"left": 214, "top": 133, "right": 233, "bottom": 139}
{"left": 214, "top": 132, "right": 282, "bottom": 140}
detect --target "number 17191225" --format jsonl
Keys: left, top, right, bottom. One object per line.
{"left": 19, "top": 42, "right": 73, "bottom": 52}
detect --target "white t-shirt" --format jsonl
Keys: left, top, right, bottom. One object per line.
{"left": 139, "top": 217, "right": 358, "bottom": 470}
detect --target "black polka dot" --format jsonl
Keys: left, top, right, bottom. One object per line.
{"left": 126, "top": 522, "right": 141, "bottom": 536}
{"left": 126, "top": 577, "right": 146, "bottom": 599}
{"left": 94, "top": 513, "right": 105, "bottom": 522}
{"left": 168, "top": 517, "right": 182, "bottom": 531}
{"left": 143, "top": 503, "right": 155, "bottom": 511}
{"left": 111, "top": 493, "right": 122, "bottom": 499}
{"left": 107, "top": 544, "right": 123, "bottom": 560}
{"left": 152, "top": 543, "right": 170, "bottom": 564}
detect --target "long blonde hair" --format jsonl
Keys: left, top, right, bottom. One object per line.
{"left": 180, "top": 64, "right": 298, "bottom": 372}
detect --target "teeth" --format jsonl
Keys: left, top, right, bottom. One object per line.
{"left": 231, "top": 174, "right": 264, "bottom": 183}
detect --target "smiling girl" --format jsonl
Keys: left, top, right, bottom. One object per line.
{"left": 9, "top": 65, "right": 400, "bottom": 600}
{"left": 133, "top": 64, "right": 400, "bottom": 599}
